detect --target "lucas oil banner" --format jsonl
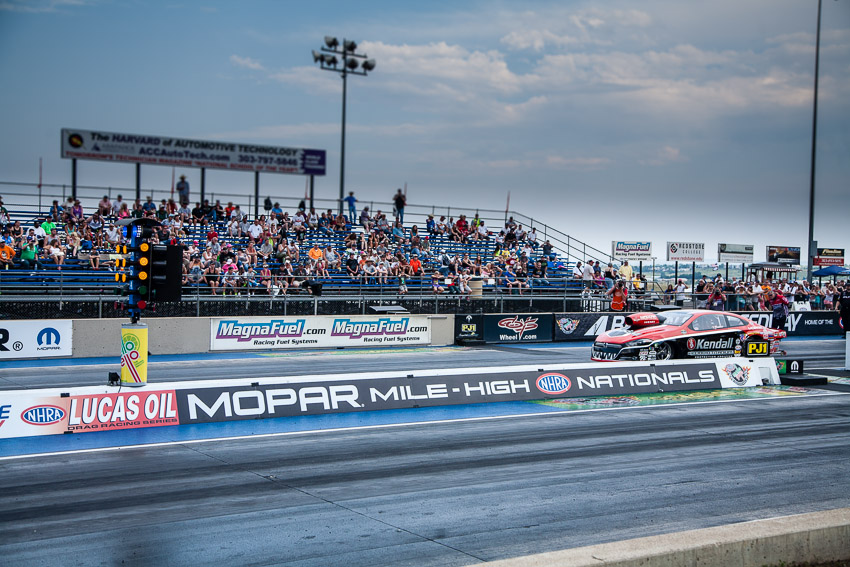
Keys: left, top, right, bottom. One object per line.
{"left": 209, "top": 315, "right": 432, "bottom": 351}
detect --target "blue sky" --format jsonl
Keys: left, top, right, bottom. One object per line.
{"left": 1, "top": 0, "right": 848, "bottom": 264}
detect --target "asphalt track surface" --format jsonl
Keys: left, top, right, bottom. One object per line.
{"left": 1, "top": 340, "right": 849, "bottom": 566}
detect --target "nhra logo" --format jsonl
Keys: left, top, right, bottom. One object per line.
{"left": 21, "top": 405, "right": 66, "bottom": 426}
{"left": 557, "top": 317, "right": 581, "bottom": 335}
{"left": 722, "top": 363, "right": 750, "bottom": 386}
{"left": 497, "top": 316, "right": 538, "bottom": 339}
{"left": 536, "top": 373, "right": 571, "bottom": 395}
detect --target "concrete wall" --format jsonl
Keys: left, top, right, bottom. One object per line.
{"left": 70, "top": 314, "right": 456, "bottom": 358}
{"left": 475, "top": 508, "right": 850, "bottom": 567}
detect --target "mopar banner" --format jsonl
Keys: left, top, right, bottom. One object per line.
{"left": 554, "top": 311, "right": 842, "bottom": 341}
{"left": 0, "top": 359, "right": 777, "bottom": 438}
{"left": 176, "top": 361, "right": 725, "bottom": 424}
{"left": 483, "top": 314, "right": 553, "bottom": 343}
{"left": 210, "top": 315, "right": 431, "bottom": 351}
{"left": 0, "top": 320, "right": 72, "bottom": 359}
{"left": 61, "top": 128, "right": 326, "bottom": 176}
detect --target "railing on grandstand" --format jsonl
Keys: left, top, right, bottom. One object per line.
{"left": 0, "top": 180, "right": 615, "bottom": 267}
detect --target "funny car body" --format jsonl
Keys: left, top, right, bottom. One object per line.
{"left": 590, "top": 310, "right": 786, "bottom": 361}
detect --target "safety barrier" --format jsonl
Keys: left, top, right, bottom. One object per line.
{"left": 0, "top": 357, "right": 780, "bottom": 439}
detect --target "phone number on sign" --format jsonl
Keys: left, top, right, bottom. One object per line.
{"left": 238, "top": 155, "right": 299, "bottom": 166}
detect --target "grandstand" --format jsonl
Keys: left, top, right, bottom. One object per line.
{"left": 0, "top": 181, "right": 658, "bottom": 317}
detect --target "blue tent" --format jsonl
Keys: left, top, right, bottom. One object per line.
{"left": 812, "top": 265, "right": 850, "bottom": 277}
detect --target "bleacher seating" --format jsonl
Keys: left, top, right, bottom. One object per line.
{"left": 0, "top": 208, "right": 585, "bottom": 298}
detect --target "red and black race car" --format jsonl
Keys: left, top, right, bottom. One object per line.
{"left": 591, "top": 310, "right": 786, "bottom": 362}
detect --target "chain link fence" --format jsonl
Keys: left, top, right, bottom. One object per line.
{"left": 0, "top": 294, "right": 603, "bottom": 320}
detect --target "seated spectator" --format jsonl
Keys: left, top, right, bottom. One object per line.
{"left": 435, "top": 215, "right": 448, "bottom": 235}
{"left": 47, "top": 238, "right": 66, "bottom": 269}
{"left": 431, "top": 272, "right": 446, "bottom": 294}
{"left": 221, "top": 265, "right": 239, "bottom": 295}
{"left": 333, "top": 213, "right": 347, "bottom": 232}
{"left": 98, "top": 195, "right": 112, "bottom": 216}
{"left": 426, "top": 215, "right": 436, "bottom": 235}
{"left": 308, "top": 243, "right": 324, "bottom": 266}
{"left": 259, "top": 263, "right": 274, "bottom": 294}
{"left": 345, "top": 253, "right": 360, "bottom": 279}
{"left": 360, "top": 207, "right": 373, "bottom": 231}
{"left": 0, "top": 238, "right": 15, "bottom": 269}
{"left": 19, "top": 238, "right": 42, "bottom": 271}
{"left": 324, "top": 245, "right": 341, "bottom": 270}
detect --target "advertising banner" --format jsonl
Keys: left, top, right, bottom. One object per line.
{"left": 0, "top": 320, "right": 72, "bottom": 359}
{"left": 61, "top": 128, "right": 326, "bottom": 176}
{"left": 176, "top": 361, "right": 750, "bottom": 425}
{"left": 814, "top": 248, "right": 845, "bottom": 267}
{"left": 0, "top": 389, "right": 179, "bottom": 439}
{"left": 718, "top": 243, "right": 754, "bottom": 263}
{"left": 455, "top": 314, "right": 485, "bottom": 343}
{"left": 553, "top": 311, "right": 842, "bottom": 341}
{"left": 482, "top": 314, "right": 553, "bottom": 344}
{"left": 0, "top": 358, "right": 779, "bottom": 438}
{"left": 612, "top": 241, "right": 652, "bottom": 261}
{"left": 767, "top": 246, "right": 801, "bottom": 265}
{"left": 667, "top": 242, "right": 705, "bottom": 262}
{"left": 209, "top": 316, "right": 431, "bottom": 351}
{"left": 120, "top": 324, "right": 148, "bottom": 386}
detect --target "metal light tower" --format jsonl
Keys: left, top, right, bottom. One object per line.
{"left": 806, "top": 0, "right": 824, "bottom": 283}
{"left": 313, "top": 37, "right": 376, "bottom": 215}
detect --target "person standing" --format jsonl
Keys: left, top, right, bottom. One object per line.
{"left": 392, "top": 188, "right": 406, "bottom": 224}
{"left": 343, "top": 191, "right": 357, "bottom": 223}
{"left": 176, "top": 175, "right": 190, "bottom": 207}
{"left": 674, "top": 279, "right": 688, "bottom": 307}
{"left": 768, "top": 289, "right": 790, "bottom": 332}
{"left": 607, "top": 280, "right": 628, "bottom": 311}
{"left": 838, "top": 285, "right": 850, "bottom": 334}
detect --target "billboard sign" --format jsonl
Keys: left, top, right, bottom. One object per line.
{"left": 814, "top": 248, "right": 844, "bottom": 267}
{"left": 612, "top": 241, "right": 652, "bottom": 260}
{"left": 718, "top": 243, "right": 754, "bottom": 263}
{"left": 61, "top": 128, "right": 326, "bottom": 176}
{"left": 210, "top": 316, "right": 431, "bottom": 351}
{"left": 666, "top": 242, "right": 705, "bottom": 262}
{"left": 0, "top": 320, "right": 72, "bottom": 359}
{"left": 766, "top": 246, "right": 801, "bottom": 265}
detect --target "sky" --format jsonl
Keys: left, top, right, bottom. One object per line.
{"left": 0, "top": 0, "right": 848, "bottom": 264}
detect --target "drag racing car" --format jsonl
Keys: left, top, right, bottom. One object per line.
{"left": 591, "top": 310, "right": 786, "bottom": 362}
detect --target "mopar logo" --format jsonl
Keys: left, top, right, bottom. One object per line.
{"left": 536, "top": 374, "right": 571, "bottom": 395}
{"left": 37, "top": 327, "right": 60, "bottom": 346}
{"left": 21, "top": 405, "right": 65, "bottom": 425}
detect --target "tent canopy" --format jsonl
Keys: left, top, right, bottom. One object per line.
{"left": 812, "top": 265, "right": 850, "bottom": 277}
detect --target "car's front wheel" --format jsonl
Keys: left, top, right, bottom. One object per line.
{"left": 654, "top": 342, "right": 675, "bottom": 360}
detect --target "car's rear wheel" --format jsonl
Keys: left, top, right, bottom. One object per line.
{"left": 654, "top": 342, "right": 675, "bottom": 360}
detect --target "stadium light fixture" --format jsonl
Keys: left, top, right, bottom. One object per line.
{"left": 312, "top": 37, "right": 376, "bottom": 215}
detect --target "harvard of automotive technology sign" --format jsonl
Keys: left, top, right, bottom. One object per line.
{"left": 209, "top": 316, "right": 431, "bottom": 351}
{"left": 61, "top": 128, "right": 326, "bottom": 175}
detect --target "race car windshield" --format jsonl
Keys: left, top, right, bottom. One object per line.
{"left": 659, "top": 312, "right": 693, "bottom": 326}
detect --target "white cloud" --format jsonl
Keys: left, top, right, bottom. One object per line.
{"left": 641, "top": 146, "right": 687, "bottom": 166}
{"left": 230, "top": 55, "right": 264, "bottom": 71}
{"left": 0, "top": 0, "right": 89, "bottom": 12}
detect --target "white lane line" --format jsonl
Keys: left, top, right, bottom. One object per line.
{"left": 1, "top": 390, "right": 846, "bottom": 462}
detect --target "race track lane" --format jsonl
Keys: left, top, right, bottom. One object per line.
{"left": 1, "top": 393, "right": 848, "bottom": 566}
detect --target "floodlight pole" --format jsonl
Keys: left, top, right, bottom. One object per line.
{"left": 806, "top": 0, "right": 822, "bottom": 283}
{"left": 313, "top": 38, "right": 375, "bottom": 216}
